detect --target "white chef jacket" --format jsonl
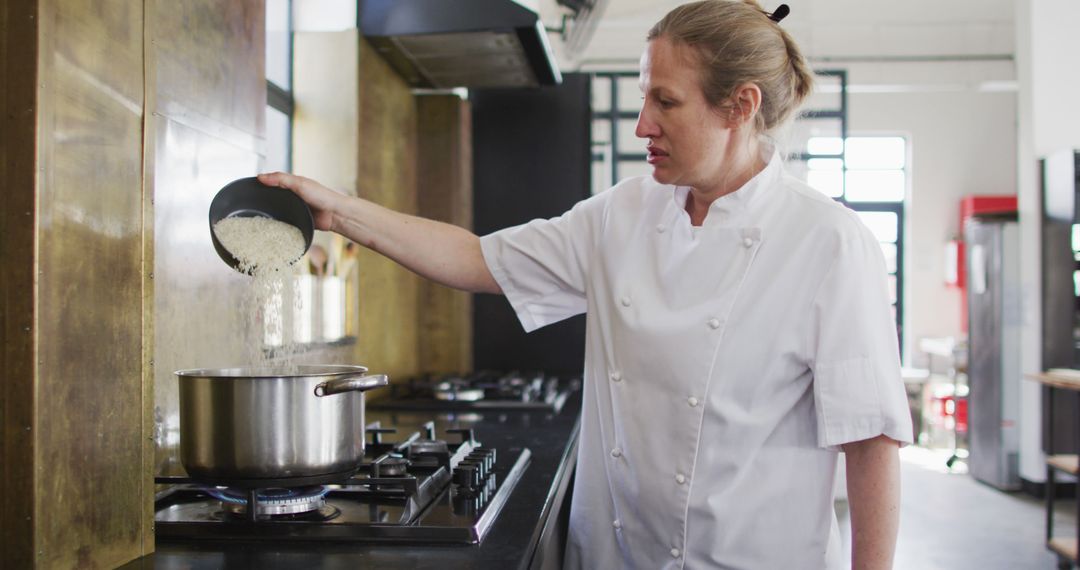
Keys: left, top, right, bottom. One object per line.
{"left": 480, "top": 148, "right": 914, "bottom": 570}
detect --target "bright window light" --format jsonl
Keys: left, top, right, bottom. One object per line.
{"left": 856, "top": 211, "right": 899, "bottom": 243}
{"left": 808, "top": 158, "right": 844, "bottom": 171}
{"left": 846, "top": 170, "right": 906, "bottom": 202}
{"left": 845, "top": 137, "right": 906, "bottom": 170}
{"left": 807, "top": 170, "right": 843, "bottom": 198}
{"left": 807, "top": 136, "right": 844, "bottom": 155}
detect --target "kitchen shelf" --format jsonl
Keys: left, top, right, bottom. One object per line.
{"left": 1026, "top": 371, "right": 1080, "bottom": 569}
{"left": 1048, "top": 455, "right": 1080, "bottom": 475}
{"left": 1050, "top": 538, "right": 1078, "bottom": 563}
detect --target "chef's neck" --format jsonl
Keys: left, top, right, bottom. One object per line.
{"left": 685, "top": 138, "right": 766, "bottom": 227}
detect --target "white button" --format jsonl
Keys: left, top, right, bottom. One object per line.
{"left": 708, "top": 318, "right": 721, "bottom": 330}
{"left": 610, "top": 371, "right": 622, "bottom": 383}
{"left": 743, "top": 237, "right": 754, "bottom": 248}
{"left": 687, "top": 396, "right": 699, "bottom": 407}
{"left": 675, "top": 473, "right": 687, "bottom": 485}
{"left": 620, "top": 296, "right": 631, "bottom": 307}
{"left": 613, "top": 520, "right": 622, "bottom": 530}
{"left": 656, "top": 225, "right": 666, "bottom": 233}
{"left": 611, "top": 447, "right": 623, "bottom": 458}
{"left": 670, "top": 548, "right": 681, "bottom": 558}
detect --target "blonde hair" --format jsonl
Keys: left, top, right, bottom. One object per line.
{"left": 647, "top": 0, "right": 814, "bottom": 133}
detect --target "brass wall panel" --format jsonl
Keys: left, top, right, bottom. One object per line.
{"left": 0, "top": 0, "right": 39, "bottom": 566}
{"left": 417, "top": 96, "right": 474, "bottom": 374}
{"left": 34, "top": 0, "right": 148, "bottom": 567}
{"left": 153, "top": 0, "right": 263, "bottom": 139}
{"left": 150, "top": 118, "right": 360, "bottom": 475}
{"left": 150, "top": 118, "right": 261, "bottom": 477}
{"left": 355, "top": 39, "right": 423, "bottom": 384}
{"left": 149, "top": 1, "right": 359, "bottom": 475}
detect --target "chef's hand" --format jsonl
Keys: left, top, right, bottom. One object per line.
{"left": 257, "top": 172, "right": 339, "bottom": 232}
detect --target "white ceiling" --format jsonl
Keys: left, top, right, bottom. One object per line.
{"left": 541, "top": 0, "right": 1017, "bottom": 70}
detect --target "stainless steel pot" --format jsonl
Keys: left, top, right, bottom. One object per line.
{"left": 175, "top": 365, "right": 388, "bottom": 487}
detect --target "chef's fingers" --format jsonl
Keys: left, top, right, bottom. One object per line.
{"left": 258, "top": 171, "right": 339, "bottom": 231}
{"left": 258, "top": 171, "right": 306, "bottom": 192}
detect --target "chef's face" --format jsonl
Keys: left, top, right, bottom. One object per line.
{"left": 635, "top": 37, "right": 735, "bottom": 190}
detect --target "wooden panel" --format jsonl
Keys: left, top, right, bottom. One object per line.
{"left": 0, "top": 0, "right": 39, "bottom": 566}
{"left": 355, "top": 38, "right": 422, "bottom": 384}
{"left": 417, "top": 95, "right": 473, "bottom": 374}
{"left": 34, "top": 0, "right": 149, "bottom": 566}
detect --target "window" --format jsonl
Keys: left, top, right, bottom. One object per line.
{"left": 805, "top": 135, "right": 906, "bottom": 341}
{"left": 265, "top": 0, "right": 293, "bottom": 172}
{"left": 589, "top": 70, "right": 906, "bottom": 352}
{"left": 590, "top": 72, "right": 647, "bottom": 194}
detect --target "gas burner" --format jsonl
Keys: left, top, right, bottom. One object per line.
{"left": 153, "top": 421, "right": 533, "bottom": 544}
{"left": 374, "top": 371, "right": 579, "bottom": 412}
{"left": 205, "top": 485, "right": 329, "bottom": 516}
{"left": 372, "top": 454, "right": 410, "bottom": 477}
{"left": 434, "top": 378, "right": 485, "bottom": 401}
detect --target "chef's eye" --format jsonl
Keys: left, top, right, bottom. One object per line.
{"left": 659, "top": 99, "right": 675, "bottom": 109}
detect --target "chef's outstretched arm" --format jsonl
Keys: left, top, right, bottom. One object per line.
{"left": 842, "top": 434, "right": 901, "bottom": 570}
{"left": 258, "top": 172, "right": 502, "bottom": 295}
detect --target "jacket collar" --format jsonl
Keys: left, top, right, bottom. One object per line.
{"left": 670, "top": 143, "right": 783, "bottom": 224}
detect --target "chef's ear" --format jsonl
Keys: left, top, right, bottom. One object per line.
{"left": 727, "top": 82, "right": 762, "bottom": 129}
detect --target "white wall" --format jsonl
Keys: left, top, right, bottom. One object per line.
{"left": 839, "top": 61, "right": 1018, "bottom": 365}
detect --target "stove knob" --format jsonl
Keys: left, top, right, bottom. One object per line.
{"left": 454, "top": 464, "right": 480, "bottom": 490}
{"left": 461, "top": 458, "right": 487, "bottom": 480}
{"left": 468, "top": 452, "right": 491, "bottom": 473}
{"left": 477, "top": 448, "right": 497, "bottom": 471}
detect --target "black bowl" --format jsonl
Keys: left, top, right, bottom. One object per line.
{"left": 208, "top": 177, "right": 315, "bottom": 273}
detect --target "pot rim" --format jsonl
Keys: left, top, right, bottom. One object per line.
{"left": 175, "top": 364, "right": 369, "bottom": 379}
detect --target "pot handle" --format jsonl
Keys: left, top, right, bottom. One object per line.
{"left": 314, "top": 374, "right": 389, "bottom": 397}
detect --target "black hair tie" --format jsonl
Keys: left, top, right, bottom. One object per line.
{"left": 768, "top": 4, "right": 790, "bottom": 23}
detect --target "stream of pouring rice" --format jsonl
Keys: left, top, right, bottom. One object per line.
{"left": 213, "top": 216, "right": 306, "bottom": 372}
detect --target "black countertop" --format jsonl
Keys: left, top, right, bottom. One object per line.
{"left": 121, "top": 391, "right": 581, "bottom": 570}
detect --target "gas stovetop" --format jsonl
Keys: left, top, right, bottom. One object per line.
{"left": 153, "top": 420, "right": 530, "bottom": 544}
{"left": 371, "top": 370, "right": 580, "bottom": 413}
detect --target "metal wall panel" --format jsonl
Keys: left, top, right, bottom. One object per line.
{"left": 353, "top": 39, "right": 423, "bottom": 382}
{"left": 34, "top": 0, "right": 149, "bottom": 566}
{"left": 0, "top": 0, "right": 40, "bottom": 566}
{"left": 417, "top": 95, "right": 473, "bottom": 374}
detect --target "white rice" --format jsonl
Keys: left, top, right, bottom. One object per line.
{"left": 213, "top": 216, "right": 306, "bottom": 371}
{"left": 213, "top": 217, "right": 305, "bottom": 275}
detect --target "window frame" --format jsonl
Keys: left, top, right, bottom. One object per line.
{"left": 266, "top": 0, "right": 294, "bottom": 172}
{"left": 589, "top": 69, "right": 906, "bottom": 354}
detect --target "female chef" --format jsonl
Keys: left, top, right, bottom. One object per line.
{"left": 259, "top": 1, "right": 913, "bottom": 568}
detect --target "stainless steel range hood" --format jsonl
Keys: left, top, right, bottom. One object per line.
{"left": 360, "top": 0, "right": 562, "bottom": 89}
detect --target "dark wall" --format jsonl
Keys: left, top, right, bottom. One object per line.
{"left": 1041, "top": 152, "right": 1080, "bottom": 454}
{"left": 471, "top": 73, "right": 592, "bottom": 374}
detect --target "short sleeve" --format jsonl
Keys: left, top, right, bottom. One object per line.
{"left": 479, "top": 191, "right": 609, "bottom": 333}
{"left": 809, "top": 224, "right": 914, "bottom": 450}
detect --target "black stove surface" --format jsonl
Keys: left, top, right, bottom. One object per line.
{"left": 127, "top": 388, "right": 583, "bottom": 570}
{"left": 153, "top": 421, "right": 530, "bottom": 544}
{"left": 371, "top": 371, "right": 580, "bottom": 413}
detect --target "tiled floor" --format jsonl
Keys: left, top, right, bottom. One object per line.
{"left": 836, "top": 447, "right": 1075, "bottom": 570}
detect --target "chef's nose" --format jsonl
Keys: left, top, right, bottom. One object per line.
{"left": 635, "top": 103, "right": 660, "bottom": 139}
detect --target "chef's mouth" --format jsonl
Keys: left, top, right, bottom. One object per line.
{"left": 647, "top": 146, "right": 669, "bottom": 164}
